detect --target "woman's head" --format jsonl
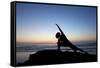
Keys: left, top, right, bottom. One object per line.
{"left": 56, "top": 32, "right": 60, "bottom": 38}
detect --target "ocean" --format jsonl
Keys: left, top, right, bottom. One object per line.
{"left": 16, "top": 42, "right": 97, "bottom": 64}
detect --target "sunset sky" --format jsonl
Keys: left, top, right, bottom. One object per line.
{"left": 16, "top": 3, "right": 96, "bottom": 44}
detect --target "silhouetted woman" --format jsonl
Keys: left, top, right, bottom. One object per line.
{"left": 55, "top": 32, "right": 88, "bottom": 54}
{"left": 56, "top": 32, "right": 62, "bottom": 51}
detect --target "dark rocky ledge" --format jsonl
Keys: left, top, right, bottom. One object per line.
{"left": 17, "top": 49, "right": 97, "bottom": 66}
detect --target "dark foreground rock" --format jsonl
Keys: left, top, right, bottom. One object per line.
{"left": 17, "top": 50, "right": 97, "bottom": 66}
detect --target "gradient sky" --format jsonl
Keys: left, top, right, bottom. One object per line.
{"left": 16, "top": 3, "right": 96, "bottom": 44}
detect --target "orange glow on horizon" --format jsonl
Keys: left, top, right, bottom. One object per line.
{"left": 17, "top": 35, "right": 57, "bottom": 44}
{"left": 17, "top": 34, "right": 96, "bottom": 44}
{"left": 67, "top": 34, "right": 96, "bottom": 43}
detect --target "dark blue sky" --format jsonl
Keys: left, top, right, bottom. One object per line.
{"left": 16, "top": 3, "right": 96, "bottom": 43}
